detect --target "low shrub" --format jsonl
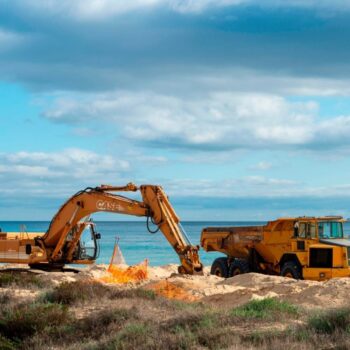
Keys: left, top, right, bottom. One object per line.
{"left": 0, "top": 292, "right": 11, "bottom": 304}
{"left": 111, "top": 288, "right": 156, "bottom": 300}
{"left": 0, "top": 272, "right": 43, "bottom": 288}
{"left": 76, "top": 307, "right": 138, "bottom": 336}
{"left": 0, "top": 335, "right": 16, "bottom": 350}
{"left": 167, "top": 312, "right": 218, "bottom": 333}
{"left": 0, "top": 302, "right": 70, "bottom": 341}
{"left": 97, "top": 323, "right": 159, "bottom": 350}
{"left": 165, "top": 311, "right": 235, "bottom": 350}
{"left": 306, "top": 308, "right": 350, "bottom": 334}
{"left": 43, "top": 280, "right": 110, "bottom": 305}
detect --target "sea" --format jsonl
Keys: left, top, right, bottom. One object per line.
{"left": 1, "top": 221, "right": 350, "bottom": 267}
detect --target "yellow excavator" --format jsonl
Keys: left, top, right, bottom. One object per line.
{"left": 0, "top": 183, "right": 203, "bottom": 274}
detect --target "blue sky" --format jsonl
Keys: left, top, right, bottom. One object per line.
{"left": 1, "top": 0, "right": 350, "bottom": 220}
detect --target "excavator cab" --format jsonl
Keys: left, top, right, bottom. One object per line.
{"left": 75, "top": 222, "right": 100, "bottom": 261}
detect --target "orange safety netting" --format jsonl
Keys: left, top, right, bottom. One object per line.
{"left": 145, "top": 280, "right": 199, "bottom": 302}
{"left": 100, "top": 242, "right": 148, "bottom": 284}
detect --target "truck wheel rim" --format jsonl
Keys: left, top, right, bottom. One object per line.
{"left": 233, "top": 268, "right": 240, "bottom": 276}
{"left": 214, "top": 268, "right": 222, "bottom": 277}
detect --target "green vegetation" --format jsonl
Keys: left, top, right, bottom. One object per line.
{"left": 107, "top": 323, "right": 154, "bottom": 350}
{"left": 230, "top": 297, "right": 299, "bottom": 320}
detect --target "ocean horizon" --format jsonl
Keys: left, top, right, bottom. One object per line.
{"left": 0, "top": 220, "right": 266, "bottom": 266}
{"left": 1, "top": 220, "right": 350, "bottom": 267}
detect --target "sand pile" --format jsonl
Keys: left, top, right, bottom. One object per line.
{"left": 100, "top": 260, "right": 148, "bottom": 284}
{"left": 145, "top": 280, "right": 199, "bottom": 301}
{"left": 204, "top": 273, "right": 350, "bottom": 309}
{"left": 138, "top": 266, "right": 350, "bottom": 309}
{"left": 2, "top": 264, "right": 350, "bottom": 309}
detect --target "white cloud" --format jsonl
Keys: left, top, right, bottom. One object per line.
{"left": 144, "top": 176, "right": 301, "bottom": 198}
{"left": 170, "top": 0, "right": 246, "bottom": 13}
{"left": 13, "top": 0, "right": 161, "bottom": 20}
{"left": 43, "top": 90, "right": 349, "bottom": 151}
{"left": 161, "top": 176, "right": 350, "bottom": 198}
{"left": 0, "top": 28, "right": 25, "bottom": 51}
{"left": 12, "top": 0, "right": 350, "bottom": 21}
{"left": 5, "top": 149, "right": 129, "bottom": 173}
{"left": 249, "top": 161, "right": 272, "bottom": 170}
{"left": 0, "top": 148, "right": 131, "bottom": 197}
{"left": 9, "top": 0, "right": 350, "bottom": 21}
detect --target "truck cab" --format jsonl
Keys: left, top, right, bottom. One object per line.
{"left": 289, "top": 217, "right": 350, "bottom": 280}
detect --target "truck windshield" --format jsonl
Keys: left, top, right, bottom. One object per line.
{"left": 318, "top": 221, "right": 343, "bottom": 239}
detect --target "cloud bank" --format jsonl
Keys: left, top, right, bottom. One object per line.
{"left": 41, "top": 90, "right": 350, "bottom": 152}
{"left": 1, "top": 0, "right": 350, "bottom": 219}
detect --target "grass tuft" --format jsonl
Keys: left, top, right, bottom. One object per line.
{"left": 306, "top": 308, "right": 350, "bottom": 334}
{"left": 231, "top": 297, "right": 299, "bottom": 320}
{"left": 0, "top": 335, "right": 16, "bottom": 350}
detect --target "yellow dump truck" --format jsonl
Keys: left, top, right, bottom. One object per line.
{"left": 201, "top": 216, "right": 350, "bottom": 281}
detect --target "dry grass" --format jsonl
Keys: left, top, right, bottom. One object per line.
{"left": 43, "top": 280, "right": 112, "bottom": 305}
{"left": 0, "top": 271, "right": 44, "bottom": 288}
{"left": 1, "top": 279, "right": 350, "bottom": 350}
{"left": 43, "top": 280, "right": 157, "bottom": 305}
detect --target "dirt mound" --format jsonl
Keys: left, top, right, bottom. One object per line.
{"left": 145, "top": 280, "right": 199, "bottom": 301}
{"left": 2, "top": 264, "right": 350, "bottom": 310}
{"left": 142, "top": 269, "right": 350, "bottom": 309}
{"left": 203, "top": 273, "right": 350, "bottom": 309}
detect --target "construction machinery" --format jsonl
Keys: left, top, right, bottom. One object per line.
{"left": 0, "top": 183, "right": 203, "bottom": 274}
{"left": 201, "top": 216, "right": 350, "bottom": 281}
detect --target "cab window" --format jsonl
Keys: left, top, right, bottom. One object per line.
{"left": 310, "top": 223, "right": 316, "bottom": 238}
{"left": 318, "top": 221, "right": 343, "bottom": 239}
{"left": 298, "top": 223, "right": 307, "bottom": 238}
{"left": 298, "top": 222, "right": 316, "bottom": 239}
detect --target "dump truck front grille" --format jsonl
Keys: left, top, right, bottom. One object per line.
{"left": 309, "top": 248, "right": 333, "bottom": 268}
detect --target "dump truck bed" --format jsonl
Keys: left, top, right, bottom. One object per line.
{"left": 201, "top": 225, "right": 264, "bottom": 258}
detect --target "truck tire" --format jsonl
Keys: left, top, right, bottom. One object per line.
{"left": 229, "top": 259, "right": 250, "bottom": 277}
{"left": 210, "top": 257, "right": 229, "bottom": 278}
{"left": 280, "top": 261, "right": 302, "bottom": 279}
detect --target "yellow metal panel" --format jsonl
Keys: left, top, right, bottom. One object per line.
{"left": 303, "top": 267, "right": 350, "bottom": 280}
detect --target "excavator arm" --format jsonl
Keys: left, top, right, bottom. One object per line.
{"left": 41, "top": 183, "right": 203, "bottom": 274}
{"left": 140, "top": 185, "right": 203, "bottom": 274}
